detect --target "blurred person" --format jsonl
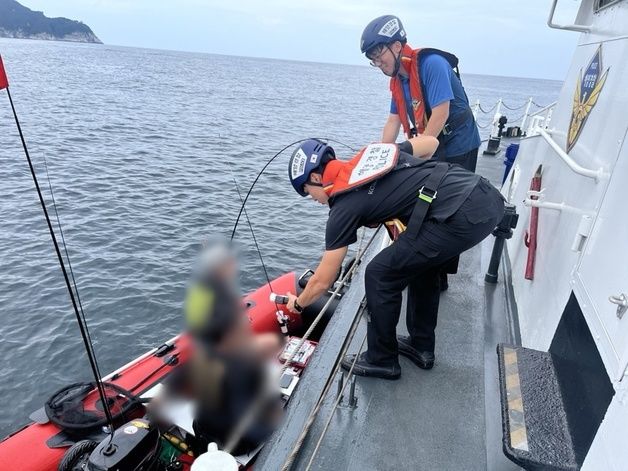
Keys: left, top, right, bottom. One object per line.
{"left": 161, "top": 240, "right": 283, "bottom": 454}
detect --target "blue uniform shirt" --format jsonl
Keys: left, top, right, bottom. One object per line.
{"left": 390, "top": 54, "right": 480, "bottom": 158}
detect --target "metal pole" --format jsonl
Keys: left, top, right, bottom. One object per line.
{"left": 485, "top": 204, "right": 519, "bottom": 284}
{"left": 491, "top": 98, "right": 503, "bottom": 137}
{"left": 520, "top": 97, "right": 533, "bottom": 131}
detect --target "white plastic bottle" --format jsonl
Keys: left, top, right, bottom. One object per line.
{"left": 190, "top": 442, "right": 238, "bottom": 471}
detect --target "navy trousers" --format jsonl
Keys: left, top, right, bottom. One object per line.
{"left": 364, "top": 178, "right": 504, "bottom": 365}
{"left": 440, "top": 147, "right": 479, "bottom": 275}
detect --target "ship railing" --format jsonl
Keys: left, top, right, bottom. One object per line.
{"left": 525, "top": 102, "right": 557, "bottom": 136}
{"left": 473, "top": 98, "right": 556, "bottom": 137}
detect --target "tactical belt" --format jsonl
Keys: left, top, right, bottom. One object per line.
{"left": 408, "top": 107, "right": 474, "bottom": 138}
{"left": 441, "top": 107, "right": 475, "bottom": 136}
{"left": 404, "top": 162, "right": 450, "bottom": 239}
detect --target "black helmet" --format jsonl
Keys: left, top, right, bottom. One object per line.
{"left": 360, "top": 15, "right": 407, "bottom": 55}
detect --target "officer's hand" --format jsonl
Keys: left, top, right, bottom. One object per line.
{"left": 286, "top": 292, "right": 299, "bottom": 314}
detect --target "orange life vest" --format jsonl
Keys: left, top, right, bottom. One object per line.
{"left": 321, "top": 143, "right": 399, "bottom": 197}
{"left": 390, "top": 45, "right": 459, "bottom": 138}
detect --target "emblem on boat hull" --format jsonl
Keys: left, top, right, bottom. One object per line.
{"left": 567, "top": 45, "right": 609, "bottom": 153}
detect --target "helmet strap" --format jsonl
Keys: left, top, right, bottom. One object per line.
{"left": 391, "top": 45, "right": 402, "bottom": 77}
{"left": 379, "top": 44, "right": 402, "bottom": 78}
{"left": 398, "top": 43, "right": 414, "bottom": 77}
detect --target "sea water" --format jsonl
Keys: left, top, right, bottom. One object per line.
{"left": 0, "top": 38, "right": 561, "bottom": 435}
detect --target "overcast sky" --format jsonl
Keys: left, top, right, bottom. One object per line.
{"left": 19, "top": 0, "right": 582, "bottom": 80}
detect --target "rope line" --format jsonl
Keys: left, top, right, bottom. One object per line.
{"left": 303, "top": 332, "right": 368, "bottom": 470}
{"left": 501, "top": 101, "right": 528, "bottom": 111}
{"left": 282, "top": 301, "right": 368, "bottom": 471}
{"left": 476, "top": 99, "right": 547, "bottom": 115}
{"left": 282, "top": 230, "right": 391, "bottom": 470}
{"left": 477, "top": 102, "right": 497, "bottom": 114}
{"left": 223, "top": 227, "right": 381, "bottom": 454}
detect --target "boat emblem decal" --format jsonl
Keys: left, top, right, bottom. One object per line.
{"left": 567, "top": 44, "right": 609, "bottom": 153}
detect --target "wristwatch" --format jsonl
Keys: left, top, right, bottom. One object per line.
{"left": 294, "top": 298, "right": 304, "bottom": 313}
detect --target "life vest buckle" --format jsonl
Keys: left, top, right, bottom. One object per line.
{"left": 418, "top": 186, "right": 437, "bottom": 203}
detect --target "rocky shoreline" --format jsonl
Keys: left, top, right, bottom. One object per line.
{"left": 0, "top": 0, "right": 102, "bottom": 44}
{"left": 0, "top": 29, "right": 101, "bottom": 44}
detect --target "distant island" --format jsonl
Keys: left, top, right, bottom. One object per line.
{"left": 0, "top": 0, "right": 101, "bottom": 44}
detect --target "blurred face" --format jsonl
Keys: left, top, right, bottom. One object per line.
{"left": 367, "top": 42, "right": 402, "bottom": 77}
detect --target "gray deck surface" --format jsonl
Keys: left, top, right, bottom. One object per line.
{"left": 256, "top": 141, "right": 523, "bottom": 471}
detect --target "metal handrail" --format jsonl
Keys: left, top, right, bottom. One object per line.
{"left": 526, "top": 106, "right": 554, "bottom": 136}
{"left": 537, "top": 128, "right": 604, "bottom": 181}
{"left": 547, "top": 0, "right": 592, "bottom": 33}
{"left": 523, "top": 190, "right": 581, "bottom": 214}
{"left": 528, "top": 101, "right": 557, "bottom": 118}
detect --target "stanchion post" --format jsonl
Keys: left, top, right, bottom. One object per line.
{"left": 485, "top": 204, "right": 519, "bottom": 284}
{"left": 520, "top": 97, "right": 533, "bottom": 131}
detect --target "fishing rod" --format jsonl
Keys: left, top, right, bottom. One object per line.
{"left": 229, "top": 137, "right": 358, "bottom": 241}
{"left": 226, "top": 164, "right": 281, "bottom": 313}
{"left": 0, "top": 55, "right": 117, "bottom": 438}
{"left": 228, "top": 137, "right": 358, "bottom": 318}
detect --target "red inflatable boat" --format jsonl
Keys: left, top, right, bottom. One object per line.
{"left": 0, "top": 269, "right": 346, "bottom": 471}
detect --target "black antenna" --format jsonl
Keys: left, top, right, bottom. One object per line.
{"left": 1, "top": 56, "right": 116, "bottom": 434}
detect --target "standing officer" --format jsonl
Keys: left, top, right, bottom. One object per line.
{"left": 283, "top": 137, "right": 504, "bottom": 379}
{"left": 361, "top": 14, "right": 480, "bottom": 170}
{"left": 361, "top": 14, "right": 482, "bottom": 290}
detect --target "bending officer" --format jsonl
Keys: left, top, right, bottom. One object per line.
{"left": 284, "top": 137, "right": 504, "bottom": 379}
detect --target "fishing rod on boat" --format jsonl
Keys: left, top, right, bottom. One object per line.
{"left": 226, "top": 164, "right": 284, "bottom": 315}
{"left": 229, "top": 137, "right": 358, "bottom": 241}
{"left": 228, "top": 137, "right": 358, "bottom": 323}
{"left": 0, "top": 55, "right": 117, "bottom": 439}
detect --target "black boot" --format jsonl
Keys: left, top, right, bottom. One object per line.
{"left": 341, "top": 352, "right": 401, "bottom": 380}
{"left": 397, "top": 335, "right": 435, "bottom": 369}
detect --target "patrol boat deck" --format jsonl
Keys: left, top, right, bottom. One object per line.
{"left": 255, "top": 151, "right": 520, "bottom": 470}
{"left": 258, "top": 2, "right": 628, "bottom": 466}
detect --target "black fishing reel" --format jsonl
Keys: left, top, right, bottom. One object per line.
{"left": 58, "top": 419, "right": 163, "bottom": 471}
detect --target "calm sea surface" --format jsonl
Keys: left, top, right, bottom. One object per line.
{"left": 0, "top": 38, "right": 562, "bottom": 435}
